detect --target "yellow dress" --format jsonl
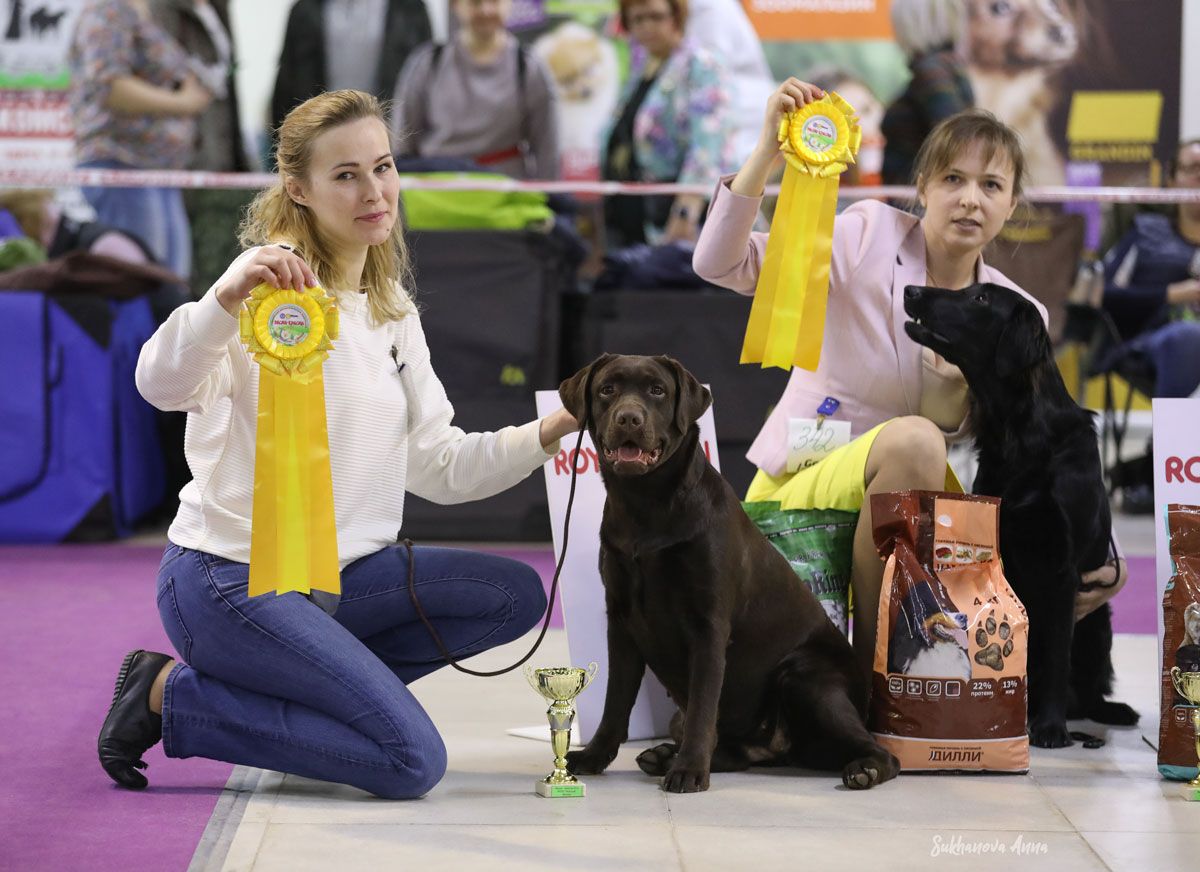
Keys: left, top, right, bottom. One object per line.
{"left": 745, "top": 350, "right": 968, "bottom": 513}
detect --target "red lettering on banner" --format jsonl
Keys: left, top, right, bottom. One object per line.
{"left": 1171, "top": 458, "right": 1200, "bottom": 484}
{"left": 554, "top": 441, "right": 719, "bottom": 474}
{"left": 1166, "top": 456, "right": 1200, "bottom": 483}
{"left": 554, "top": 447, "right": 602, "bottom": 476}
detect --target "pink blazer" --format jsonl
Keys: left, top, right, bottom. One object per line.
{"left": 693, "top": 176, "right": 1049, "bottom": 477}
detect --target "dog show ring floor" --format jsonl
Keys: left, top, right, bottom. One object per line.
{"left": 188, "top": 630, "right": 1189, "bottom": 872}
{"left": 2, "top": 512, "right": 1193, "bottom": 871}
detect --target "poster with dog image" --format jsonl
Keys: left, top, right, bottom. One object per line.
{"left": 746, "top": 0, "right": 1182, "bottom": 189}
{"left": 0, "top": 0, "right": 82, "bottom": 171}
{"left": 964, "top": 0, "right": 1182, "bottom": 188}
{"left": 509, "top": 1, "right": 624, "bottom": 182}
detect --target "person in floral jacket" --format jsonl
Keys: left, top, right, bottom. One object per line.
{"left": 68, "top": 0, "right": 212, "bottom": 280}
{"left": 602, "top": 0, "right": 734, "bottom": 247}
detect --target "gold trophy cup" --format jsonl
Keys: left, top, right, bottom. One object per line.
{"left": 1170, "top": 666, "right": 1200, "bottom": 801}
{"left": 525, "top": 663, "right": 599, "bottom": 798}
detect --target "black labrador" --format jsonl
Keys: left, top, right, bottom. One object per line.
{"left": 558, "top": 353, "right": 899, "bottom": 792}
{"left": 903, "top": 283, "right": 1139, "bottom": 748}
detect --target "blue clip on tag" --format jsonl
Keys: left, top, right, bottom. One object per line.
{"left": 815, "top": 397, "right": 840, "bottom": 429}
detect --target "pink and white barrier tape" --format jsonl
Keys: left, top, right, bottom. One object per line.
{"left": 1, "top": 167, "right": 1199, "bottom": 204}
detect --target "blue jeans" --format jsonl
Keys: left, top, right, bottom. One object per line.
{"left": 156, "top": 542, "right": 547, "bottom": 799}
{"left": 78, "top": 159, "right": 191, "bottom": 279}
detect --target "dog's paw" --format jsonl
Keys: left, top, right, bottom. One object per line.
{"left": 1029, "top": 718, "right": 1074, "bottom": 749}
{"left": 841, "top": 750, "right": 900, "bottom": 790}
{"left": 565, "top": 745, "right": 618, "bottom": 776}
{"left": 973, "top": 610, "right": 1014, "bottom": 672}
{"left": 1087, "top": 700, "right": 1140, "bottom": 727}
{"left": 636, "top": 742, "right": 678, "bottom": 777}
{"left": 662, "top": 759, "right": 710, "bottom": 793}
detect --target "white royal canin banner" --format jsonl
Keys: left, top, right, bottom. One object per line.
{"left": 531, "top": 389, "right": 722, "bottom": 744}
{"left": 1152, "top": 398, "right": 1200, "bottom": 719}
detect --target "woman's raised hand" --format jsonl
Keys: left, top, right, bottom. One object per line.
{"left": 215, "top": 245, "right": 319, "bottom": 316}
{"left": 730, "top": 78, "right": 825, "bottom": 198}
{"left": 756, "top": 78, "right": 825, "bottom": 156}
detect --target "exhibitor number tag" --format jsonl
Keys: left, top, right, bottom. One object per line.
{"left": 786, "top": 417, "right": 851, "bottom": 473}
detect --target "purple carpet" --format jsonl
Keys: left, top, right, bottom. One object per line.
{"left": 0, "top": 542, "right": 564, "bottom": 872}
{"left": 1113, "top": 555, "right": 1157, "bottom": 635}
{"left": 0, "top": 544, "right": 234, "bottom": 872}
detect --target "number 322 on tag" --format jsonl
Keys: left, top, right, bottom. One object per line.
{"left": 786, "top": 418, "right": 852, "bottom": 473}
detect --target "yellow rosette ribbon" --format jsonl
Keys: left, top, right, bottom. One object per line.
{"left": 741, "top": 92, "right": 861, "bottom": 371}
{"left": 239, "top": 283, "right": 341, "bottom": 597}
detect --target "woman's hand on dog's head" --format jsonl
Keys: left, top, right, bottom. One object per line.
{"left": 539, "top": 407, "right": 581, "bottom": 449}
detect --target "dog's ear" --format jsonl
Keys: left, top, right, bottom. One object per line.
{"left": 995, "top": 298, "right": 1051, "bottom": 378}
{"left": 656, "top": 355, "right": 712, "bottom": 432}
{"left": 558, "top": 353, "right": 615, "bottom": 425}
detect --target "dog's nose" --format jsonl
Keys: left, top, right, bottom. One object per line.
{"left": 615, "top": 407, "right": 644, "bottom": 430}
{"left": 904, "top": 285, "right": 923, "bottom": 303}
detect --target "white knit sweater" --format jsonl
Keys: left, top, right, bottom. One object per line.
{"left": 137, "top": 248, "right": 556, "bottom": 567}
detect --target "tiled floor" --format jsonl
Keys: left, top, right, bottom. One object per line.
{"left": 195, "top": 630, "right": 1195, "bottom": 872}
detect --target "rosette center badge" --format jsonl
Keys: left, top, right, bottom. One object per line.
{"left": 243, "top": 286, "right": 338, "bottom": 380}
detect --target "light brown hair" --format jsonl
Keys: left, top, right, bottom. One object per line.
{"left": 240, "top": 90, "right": 411, "bottom": 324}
{"left": 618, "top": 0, "right": 688, "bottom": 31}
{"left": 913, "top": 108, "right": 1026, "bottom": 202}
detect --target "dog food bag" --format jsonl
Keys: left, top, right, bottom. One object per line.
{"left": 741, "top": 502, "right": 856, "bottom": 635}
{"left": 869, "top": 490, "right": 1030, "bottom": 772}
{"left": 1158, "top": 503, "right": 1200, "bottom": 782}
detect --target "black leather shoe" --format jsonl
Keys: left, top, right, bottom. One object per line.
{"left": 98, "top": 649, "right": 173, "bottom": 789}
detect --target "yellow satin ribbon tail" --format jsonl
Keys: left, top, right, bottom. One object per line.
{"left": 248, "top": 369, "right": 340, "bottom": 597}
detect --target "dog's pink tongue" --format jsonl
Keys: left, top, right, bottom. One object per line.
{"left": 617, "top": 445, "right": 643, "bottom": 462}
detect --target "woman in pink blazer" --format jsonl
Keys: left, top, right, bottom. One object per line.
{"left": 693, "top": 80, "right": 1124, "bottom": 677}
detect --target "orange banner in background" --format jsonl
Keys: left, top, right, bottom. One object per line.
{"left": 743, "top": 0, "right": 893, "bottom": 41}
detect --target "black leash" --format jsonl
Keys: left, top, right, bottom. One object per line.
{"left": 403, "top": 381, "right": 593, "bottom": 676}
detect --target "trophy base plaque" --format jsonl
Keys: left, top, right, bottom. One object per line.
{"left": 536, "top": 780, "right": 585, "bottom": 798}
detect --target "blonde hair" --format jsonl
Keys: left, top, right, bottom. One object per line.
{"left": 890, "top": 0, "right": 965, "bottom": 58}
{"left": 913, "top": 108, "right": 1026, "bottom": 201}
{"left": 0, "top": 188, "right": 53, "bottom": 244}
{"left": 240, "top": 90, "right": 412, "bottom": 324}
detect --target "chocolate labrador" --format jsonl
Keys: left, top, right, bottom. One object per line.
{"left": 558, "top": 353, "right": 899, "bottom": 792}
{"left": 904, "top": 283, "right": 1139, "bottom": 748}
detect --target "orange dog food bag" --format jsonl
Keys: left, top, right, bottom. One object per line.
{"left": 869, "top": 490, "right": 1030, "bottom": 772}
